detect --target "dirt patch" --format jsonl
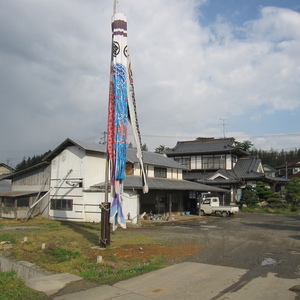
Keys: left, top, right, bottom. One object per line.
{"left": 51, "top": 279, "right": 100, "bottom": 298}
{"left": 87, "top": 244, "right": 202, "bottom": 263}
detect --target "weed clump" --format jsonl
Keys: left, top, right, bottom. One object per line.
{"left": 48, "top": 247, "right": 81, "bottom": 263}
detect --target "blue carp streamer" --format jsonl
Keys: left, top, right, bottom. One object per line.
{"left": 113, "top": 63, "right": 128, "bottom": 181}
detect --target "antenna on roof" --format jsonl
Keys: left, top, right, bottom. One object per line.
{"left": 219, "top": 118, "right": 228, "bottom": 138}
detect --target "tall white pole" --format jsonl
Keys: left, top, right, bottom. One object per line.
{"left": 113, "top": 0, "right": 117, "bottom": 14}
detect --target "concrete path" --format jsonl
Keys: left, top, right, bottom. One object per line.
{"left": 28, "top": 262, "right": 299, "bottom": 300}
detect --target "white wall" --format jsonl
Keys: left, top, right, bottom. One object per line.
{"left": 48, "top": 145, "right": 138, "bottom": 223}
{"left": 225, "top": 154, "right": 232, "bottom": 170}
{"left": 82, "top": 191, "right": 105, "bottom": 222}
{"left": 82, "top": 189, "right": 139, "bottom": 224}
{"left": 50, "top": 146, "right": 85, "bottom": 221}
{"left": 122, "top": 190, "right": 139, "bottom": 223}
{"left": 83, "top": 152, "right": 106, "bottom": 188}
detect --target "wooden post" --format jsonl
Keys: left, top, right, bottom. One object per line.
{"left": 100, "top": 154, "right": 111, "bottom": 248}
{"left": 168, "top": 193, "right": 172, "bottom": 218}
{"left": 100, "top": 202, "right": 110, "bottom": 248}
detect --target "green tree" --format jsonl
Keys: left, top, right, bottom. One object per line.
{"left": 255, "top": 181, "right": 274, "bottom": 201}
{"left": 240, "top": 185, "right": 258, "bottom": 206}
{"left": 128, "top": 143, "right": 148, "bottom": 151}
{"left": 141, "top": 144, "right": 148, "bottom": 151}
{"left": 155, "top": 145, "right": 171, "bottom": 154}
{"left": 234, "top": 140, "right": 253, "bottom": 151}
{"left": 249, "top": 147, "right": 300, "bottom": 167}
{"left": 285, "top": 177, "right": 300, "bottom": 208}
{"left": 15, "top": 150, "right": 51, "bottom": 172}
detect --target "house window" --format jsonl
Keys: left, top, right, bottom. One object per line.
{"left": 189, "top": 191, "right": 196, "bottom": 199}
{"left": 202, "top": 155, "right": 225, "bottom": 170}
{"left": 216, "top": 155, "right": 225, "bottom": 169}
{"left": 154, "top": 167, "right": 167, "bottom": 178}
{"left": 125, "top": 163, "right": 134, "bottom": 175}
{"left": 174, "top": 157, "right": 191, "bottom": 169}
{"left": 203, "top": 156, "right": 214, "bottom": 169}
{"left": 50, "top": 199, "right": 73, "bottom": 211}
{"left": 196, "top": 156, "right": 202, "bottom": 169}
{"left": 17, "top": 198, "right": 29, "bottom": 207}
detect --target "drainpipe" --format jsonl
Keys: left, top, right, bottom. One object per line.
{"left": 168, "top": 193, "right": 172, "bottom": 218}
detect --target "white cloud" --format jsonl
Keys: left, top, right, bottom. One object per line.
{"left": 0, "top": 0, "right": 300, "bottom": 165}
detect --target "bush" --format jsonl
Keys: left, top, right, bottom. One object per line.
{"left": 286, "top": 178, "right": 300, "bottom": 208}
{"left": 240, "top": 185, "right": 258, "bottom": 206}
{"left": 255, "top": 181, "right": 274, "bottom": 201}
{"left": 267, "top": 198, "right": 288, "bottom": 209}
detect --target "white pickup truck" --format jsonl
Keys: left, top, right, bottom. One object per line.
{"left": 199, "top": 197, "right": 239, "bottom": 217}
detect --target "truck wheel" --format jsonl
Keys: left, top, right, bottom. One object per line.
{"left": 200, "top": 210, "right": 205, "bottom": 216}
{"left": 222, "top": 211, "right": 228, "bottom": 217}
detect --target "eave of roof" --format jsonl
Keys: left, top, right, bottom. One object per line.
{"left": 0, "top": 163, "right": 14, "bottom": 172}
{"left": 0, "top": 191, "right": 41, "bottom": 198}
{"left": 43, "top": 138, "right": 186, "bottom": 170}
{"left": 43, "top": 138, "right": 107, "bottom": 161}
{"left": 166, "top": 138, "right": 248, "bottom": 156}
{"left": 2, "top": 162, "right": 50, "bottom": 179}
{"left": 126, "top": 148, "right": 187, "bottom": 170}
{"left": 197, "top": 179, "right": 241, "bottom": 185}
{"left": 275, "top": 161, "right": 300, "bottom": 169}
{"left": 90, "top": 176, "right": 228, "bottom": 193}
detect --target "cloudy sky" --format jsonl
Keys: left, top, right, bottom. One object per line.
{"left": 1, "top": 0, "right": 300, "bottom": 167}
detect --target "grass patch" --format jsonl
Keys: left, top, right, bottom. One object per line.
{"left": 78, "top": 255, "right": 165, "bottom": 283}
{"left": 0, "top": 218, "right": 201, "bottom": 294}
{"left": 0, "top": 219, "right": 172, "bottom": 281}
{"left": 48, "top": 247, "right": 81, "bottom": 263}
{"left": 0, "top": 233, "right": 17, "bottom": 244}
{"left": 0, "top": 270, "right": 49, "bottom": 300}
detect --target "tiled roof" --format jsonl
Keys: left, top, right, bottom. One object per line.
{"left": 275, "top": 161, "right": 300, "bottom": 169}
{"left": 263, "top": 164, "right": 277, "bottom": 173}
{"left": 91, "top": 176, "right": 228, "bottom": 193}
{"left": 0, "top": 163, "right": 14, "bottom": 172}
{"left": 166, "top": 138, "right": 248, "bottom": 156}
{"left": 234, "top": 156, "right": 263, "bottom": 178}
{"left": 2, "top": 161, "right": 50, "bottom": 179}
{"left": 44, "top": 138, "right": 107, "bottom": 161}
{"left": 290, "top": 171, "right": 300, "bottom": 178}
{"left": 0, "top": 190, "right": 41, "bottom": 197}
{"left": 184, "top": 170, "right": 241, "bottom": 184}
{"left": 127, "top": 148, "right": 186, "bottom": 169}
{"left": 43, "top": 138, "right": 186, "bottom": 170}
{"left": 183, "top": 156, "right": 279, "bottom": 183}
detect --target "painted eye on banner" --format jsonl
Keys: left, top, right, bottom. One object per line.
{"left": 113, "top": 41, "right": 120, "bottom": 57}
{"left": 123, "top": 45, "right": 128, "bottom": 57}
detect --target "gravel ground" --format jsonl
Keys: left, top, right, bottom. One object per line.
{"left": 137, "top": 212, "right": 300, "bottom": 280}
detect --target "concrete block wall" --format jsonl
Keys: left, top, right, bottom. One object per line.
{"left": 0, "top": 255, "right": 52, "bottom": 280}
